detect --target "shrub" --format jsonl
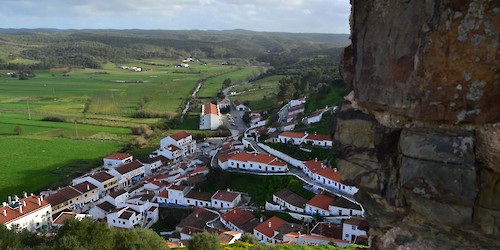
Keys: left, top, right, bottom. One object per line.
{"left": 42, "top": 116, "right": 65, "bottom": 122}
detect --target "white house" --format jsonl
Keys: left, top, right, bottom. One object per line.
{"left": 200, "top": 103, "right": 222, "bottom": 130}
{"left": 103, "top": 152, "right": 133, "bottom": 170}
{"left": 275, "top": 131, "right": 308, "bottom": 145}
{"left": 289, "top": 97, "right": 306, "bottom": 107}
{"left": 103, "top": 189, "right": 130, "bottom": 206}
{"left": 305, "top": 194, "right": 335, "bottom": 216}
{"left": 71, "top": 181, "right": 99, "bottom": 206}
{"left": 0, "top": 194, "right": 52, "bottom": 232}
{"left": 305, "top": 109, "right": 326, "bottom": 124}
{"left": 218, "top": 98, "right": 231, "bottom": 109}
{"left": 225, "top": 152, "right": 288, "bottom": 172}
{"left": 253, "top": 216, "right": 289, "bottom": 244}
{"left": 108, "top": 160, "right": 145, "bottom": 188}
{"left": 329, "top": 197, "right": 363, "bottom": 217}
{"left": 184, "top": 190, "right": 213, "bottom": 208}
{"left": 72, "top": 171, "right": 118, "bottom": 197}
{"left": 283, "top": 232, "right": 336, "bottom": 245}
{"left": 220, "top": 208, "right": 259, "bottom": 233}
{"left": 157, "top": 190, "right": 169, "bottom": 204}
{"left": 280, "top": 122, "right": 296, "bottom": 131}
{"left": 305, "top": 133, "right": 333, "bottom": 148}
{"left": 166, "top": 185, "right": 191, "bottom": 206}
{"left": 272, "top": 189, "right": 308, "bottom": 213}
{"left": 137, "top": 156, "right": 163, "bottom": 176}
{"left": 288, "top": 104, "right": 305, "bottom": 116}
{"left": 211, "top": 190, "right": 241, "bottom": 209}
{"left": 107, "top": 207, "right": 141, "bottom": 229}
{"left": 233, "top": 100, "right": 247, "bottom": 111}
{"left": 342, "top": 217, "right": 367, "bottom": 243}
{"left": 89, "top": 201, "right": 116, "bottom": 220}
{"left": 159, "top": 131, "right": 196, "bottom": 158}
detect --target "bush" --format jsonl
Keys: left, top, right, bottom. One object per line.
{"left": 134, "top": 136, "right": 148, "bottom": 148}
{"left": 240, "top": 233, "right": 259, "bottom": 244}
{"left": 42, "top": 116, "right": 65, "bottom": 122}
{"left": 14, "top": 126, "right": 23, "bottom": 135}
{"left": 188, "top": 231, "right": 221, "bottom": 250}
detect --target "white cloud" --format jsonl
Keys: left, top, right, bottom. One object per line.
{"left": 0, "top": 0, "right": 351, "bottom": 33}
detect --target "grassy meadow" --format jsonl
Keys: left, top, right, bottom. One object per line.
{"left": 0, "top": 59, "right": 251, "bottom": 199}
{"left": 231, "top": 75, "right": 283, "bottom": 111}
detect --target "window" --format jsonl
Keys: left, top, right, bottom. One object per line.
{"left": 85, "top": 194, "right": 88, "bottom": 197}
{"left": 352, "top": 225, "right": 356, "bottom": 230}
{"left": 345, "top": 234, "right": 349, "bottom": 238}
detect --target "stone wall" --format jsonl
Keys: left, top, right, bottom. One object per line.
{"left": 334, "top": 1, "right": 499, "bottom": 249}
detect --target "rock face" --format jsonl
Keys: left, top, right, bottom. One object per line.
{"left": 335, "top": 1, "right": 499, "bottom": 249}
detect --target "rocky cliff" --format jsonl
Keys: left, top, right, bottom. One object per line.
{"left": 334, "top": 1, "right": 499, "bottom": 249}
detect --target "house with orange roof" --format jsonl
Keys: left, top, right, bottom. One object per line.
{"left": 155, "top": 131, "right": 196, "bottom": 160}
{"left": 225, "top": 151, "right": 288, "bottom": 172}
{"left": 211, "top": 190, "right": 241, "bottom": 209}
{"left": 276, "top": 131, "right": 308, "bottom": 145}
{"left": 342, "top": 217, "right": 368, "bottom": 243}
{"left": 233, "top": 100, "right": 247, "bottom": 111}
{"left": 305, "top": 133, "right": 332, "bottom": 147}
{"left": 220, "top": 208, "right": 260, "bottom": 233}
{"left": 303, "top": 159, "right": 358, "bottom": 195}
{"left": 108, "top": 160, "right": 145, "bottom": 188}
{"left": 52, "top": 212, "right": 90, "bottom": 228}
{"left": 157, "top": 190, "right": 169, "bottom": 204}
{"left": 305, "top": 194, "right": 336, "bottom": 216}
{"left": 253, "top": 216, "right": 299, "bottom": 244}
{"left": 1, "top": 194, "right": 52, "bottom": 231}
{"left": 72, "top": 171, "right": 118, "bottom": 197}
{"left": 200, "top": 103, "right": 223, "bottom": 130}
{"left": 103, "top": 152, "right": 133, "bottom": 170}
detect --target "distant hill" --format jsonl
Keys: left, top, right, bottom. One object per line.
{"left": 0, "top": 29, "right": 349, "bottom": 69}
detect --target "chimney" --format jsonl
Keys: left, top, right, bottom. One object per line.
{"left": 40, "top": 195, "right": 44, "bottom": 201}
{"left": 23, "top": 192, "right": 28, "bottom": 198}
{"left": 30, "top": 193, "right": 33, "bottom": 196}
{"left": 19, "top": 205, "right": 23, "bottom": 214}
{"left": 227, "top": 188, "right": 230, "bottom": 192}
{"left": 2, "top": 202, "right": 6, "bottom": 207}
{"left": 268, "top": 222, "right": 272, "bottom": 228}
{"left": 314, "top": 158, "right": 317, "bottom": 162}
{"left": 23, "top": 201, "right": 26, "bottom": 206}
{"left": 2, "top": 210, "right": 6, "bottom": 217}
{"left": 87, "top": 184, "right": 90, "bottom": 191}
{"left": 8, "top": 196, "right": 11, "bottom": 204}
{"left": 14, "top": 195, "right": 19, "bottom": 202}
{"left": 233, "top": 209, "right": 236, "bottom": 214}
{"left": 334, "top": 168, "right": 338, "bottom": 172}
{"left": 38, "top": 197, "right": 41, "bottom": 206}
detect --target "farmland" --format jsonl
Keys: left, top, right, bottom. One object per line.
{"left": 0, "top": 59, "right": 250, "bottom": 198}
{"left": 230, "top": 75, "right": 283, "bottom": 111}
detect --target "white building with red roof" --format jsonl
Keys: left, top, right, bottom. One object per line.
{"left": 220, "top": 208, "right": 260, "bottom": 233}
{"left": 155, "top": 131, "right": 196, "bottom": 160}
{"left": 157, "top": 190, "right": 169, "bottom": 204}
{"left": 233, "top": 100, "right": 247, "bottom": 111}
{"left": 305, "top": 194, "right": 336, "bottom": 216}
{"left": 103, "top": 152, "right": 133, "bottom": 170}
{"left": 200, "top": 103, "right": 222, "bottom": 130}
{"left": 108, "top": 160, "right": 145, "bottom": 188}
{"left": 289, "top": 97, "right": 306, "bottom": 108}
{"left": 0, "top": 194, "right": 52, "bottom": 231}
{"left": 342, "top": 217, "right": 368, "bottom": 243}
{"left": 305, "top": 133, "right": 333, "bottom": 147}
{"left": 225, "top": 151, "right": 288, "bottom": 172}
{"left": 276, "top": 131, "right": 308, "bottom": 145}
{"left": 253, "top": 216, "right": 298, "bottom": 244}
{"left": 166, "top": 185, "right": 191, "bottom": 206}
{"left": 72, "top": 171, "right": 118, "bottom": 197}
{"left": 211, "top": 190, "right": 241, "bottom": 209}
{"left": 303, "top": 160, "right": 358, "bottom": 195}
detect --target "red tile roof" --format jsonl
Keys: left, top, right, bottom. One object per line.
{"left": 202, "top": 103, "right": 219, "bottom": 115}
{"left": 169, "top": 185, "right": 188, "bottom": 191}
{"left": 221, "top": 208, "right": 256, "bottom": 228}
{"left": 306, "top": 133, "right": 331, "bottom": 141}
{"left": 254, "top": 216, "right": 288, "bottom": 238}
{"left": 158, "top": 190, "right": 169, "bottom": 198}
{"left": 317, "top": 167, "right": 341, "bottom": 183}
{"left": 280, "top": 131, "right": 306, "bottom": 138}
{"left": 52, "top": 212, "right": 80, "bottom": 226}
{"left": 233, "top": 100, "right": 242, "bottom": 106}
{"left": 115, "top": 160, "right": 144, "bottom": 175}
{"left": 306, "top": 194, "right": 335, "bottom": 210}
{"left": 190, "top": 166, "right": 209, "bottom": 176}
{"left": 218, "top": 152, "right": 237, "bottom": 163}
{"left": 104, "top": 152, "right": 131, "bottom": 160}
{"left": 311, "top": 222, "right": 343, "bottom": 239}
{"left": 230, "top": 152, "right": 283, "bottom": 165}
{"left": 170, "top": 131, "right": 191, "bottom": 141}
{"left": 89, "top": 171, "right": 115, "bottom": 182}
{"left": 72, "top": 181, "right": 97, "bottom": 193}
{"left": 45, "top": 186, "right": 82, "bottom": 206}
{"left": 303, "top": 159, "right": 324, "bottom": 173}
{"left": 212, "top": 190, "right": 240, "bottom": 202}
{"left": 0, "top": 195, "right": 50, "bottom": 224}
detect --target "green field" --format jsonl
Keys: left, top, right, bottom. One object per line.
{"left": 231, "top": 75, "right": 283, "bottom": 111}
{"left": 197, "top": 67, "right": 261, "bottom": 98}
{"left": 0, "top": 136, "right": 121, "bottom": 200}
{"left": 0, "top": 59, "right": 253, "bottom": 199}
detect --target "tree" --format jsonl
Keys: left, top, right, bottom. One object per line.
{"left": 14, "top": 126, "right": 23, "bottom": 135}
{"left": 188, "top": 231, "right": 221, "bottom": 250}
{"left": 114, "top": 228, "right": 168, "bottom": 250}
{"left": 134, "top": 136, "right": 148, "bottom": 148}
{"left": 239, "top": 233, "right": 259, "bottom": 244}
{"left": 55, "top": 218, "right": 115, "bottom": 250}
{"left": 0, "top": 225, "right": 21, "bottom": 250}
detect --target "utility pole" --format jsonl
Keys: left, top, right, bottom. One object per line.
{"left": 26, "top": 98, "right": 31, "bottom": 120}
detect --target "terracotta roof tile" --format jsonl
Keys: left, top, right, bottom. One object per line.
{"left": 306, "top": 194, "right": 335, "bottom": 210}
{"left": 170, "top": 131, "right": 191, "bottom": 141}
{"left": 89, "top": 171, "right": 115, "bottom": 182}
{"left": 202, "top": 103, "right": 219, "bottom": 115}
{"left": 317, "top": 167, "right": 341, "bottom": 183}
{"left": 305, "top": 133, "right": 331, "bottom": 141}
{"left": 115, "top": 160, "right": 143, "bottom": 175}
{"left": 158, "top": 190, "right": 169, "bottom": 199}
{"left": 104, "top": 152, "right": 131, "bottom": 160}
{"left": 221, "top": 208, "right": 256, "bottom": 229}
{"left": 212, "top": 190, "right": 240, "bottom": 202}
{"left": 279, "top": 131, "right": 307, "bottom": 139}
{"left": 254, "top": 216, "right": 288, "bottom": 238}
{"left": 0, "top": 195, "right": 50, "bottom": 224}
{"left": 311, "top": 222, "right": 343, "bottom": 239}
{"left": 72, "top": 181, "right": 97, "bottom": 193}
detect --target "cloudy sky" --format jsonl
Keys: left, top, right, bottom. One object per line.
{"left": 0, "top": 0, "right": 350, "bottom": 34}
